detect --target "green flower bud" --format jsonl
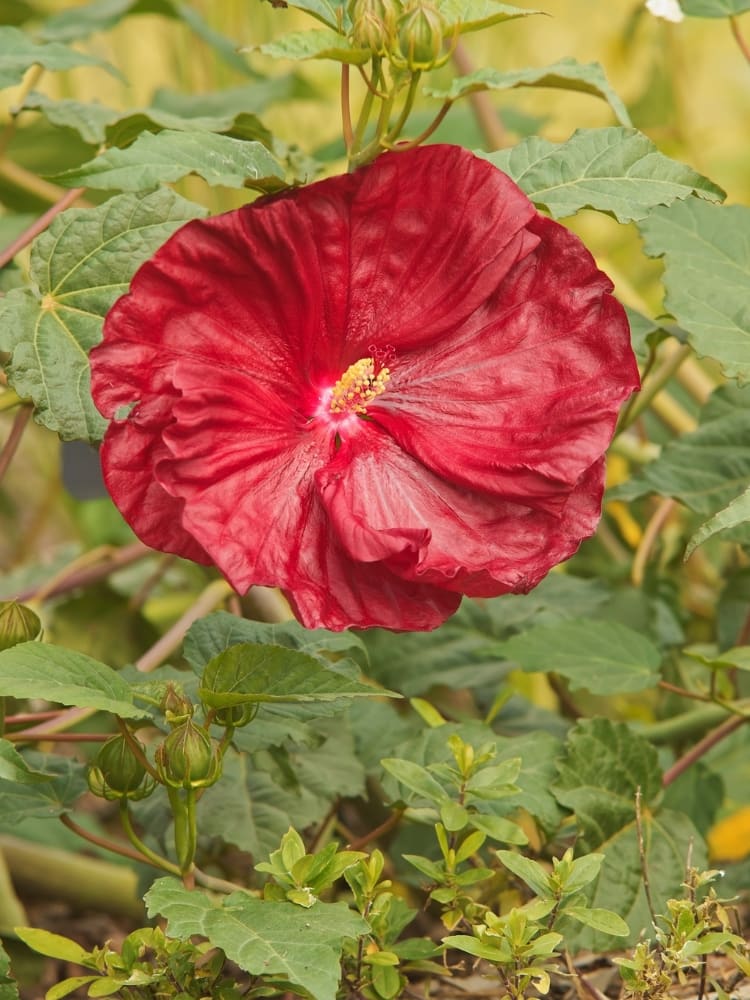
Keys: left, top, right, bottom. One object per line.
{"left": 155, "top": 719, "right": 221, "bottom": 789}
{"left": 88, "top": 733, "right": 152, "bottom": 801}
{"left": 349, "top": 0, "right": 401, "bottom": 53}
{"left": 161, "top": 683, "right": 194, "bottom": 726}
{"left": 396, "top": 1, "right": 446, "bottom": 70}
{"left": 0, "top": 601, "right": 42, "bottom": 651}
{"left": 212, "top": 702, "right": 259, "bottom": 728}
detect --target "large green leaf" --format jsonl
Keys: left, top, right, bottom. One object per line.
{"left": 611, "top": 385, "right": 750, "bottom": 516}
{"left": 38, "top": 0, "right": 255, "bottom": 76}
{"left": 0, "top": 25, "right": 122, "bottom": 89}
{"left": 0, "top": 188, "right": 204, "bottom": 441}
{"left": 552, "top": 719, "right": 706, "bottom": 949}
{"left": 198, "top": 642, "right": 393, "bottom": 709}
{"left": 361, "top": 576, "right": 610, "bottom": 697}
{"left": 639, "top": 200, "right": 750, "bottom": 382}
{"left": 146, "top": 878, "right": 368, "bottom": 1000}
{"left": 0, "top": 755, "right": 87, "bottom": 829}
{"left": 485, "top": 128, "right": 723, "bottom": 222}
{"left": 0, "top": 642, "right": 147, "bottom": 718}
{"left": 496, "top": 619, "right": 662, "bottom": 694}
{"left": 681, "top": 0, "right": 750, "bottom": 14}
{"left": 51, "top": 129, "right": 285, "bottom": 192}
{"left": 278, "top": 0, "right": 349, "bottom": 29}
{"left": 258, "top": 29, "right": 369, "bottom": 65}
{"left": 426, "top": 58, "right": 631, "bottom": 126}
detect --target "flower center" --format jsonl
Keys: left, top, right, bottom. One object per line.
{"left": 329, "top": 357, "right": 390, "bottom": 416}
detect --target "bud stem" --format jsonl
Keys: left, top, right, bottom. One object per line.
{"left": 117, "top": 800, "right": 181, "bottom": 876}
{"left": 385, "top": 70, "right": 421, "bottom": 144}
{"left": 341, "top": 63, "right": 354, "bottom": 154}
{"left": 168, "top": 786, "right": 198, "bottom": 875}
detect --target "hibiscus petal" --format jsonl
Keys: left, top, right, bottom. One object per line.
{"left": 155, "top": 364, "right": 459, "bottom": 630}
{"left": 368, "top": 214, "right": 639, "bottom": 508}
{"left": 317, "top": 426, "right": 604, "bottom": 596}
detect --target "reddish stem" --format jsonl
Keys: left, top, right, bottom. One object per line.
{"left": 0, "top": 405, "right": 32, "bottom": 485}
{"left": 341, "top": 64, "right": 354, "bottom": 153}
{"left": 662, "top": 714, "right": 747, "bottom": 787}
{"left": 4, "top": 541, "right": 152, "bottom": 602}
{"left": 8, "top": 731, "right": 109, "bottom": 743}
{"left": 730, "top": 16, "right": 750, "bottom": 65}
{"left": 0, "top": 187, "right": 85, "bottom": 270}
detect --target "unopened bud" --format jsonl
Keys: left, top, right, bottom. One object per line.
{"left": 0, "top": 601, "right": 42, "bottom": 651}
{"left": 396, "top": 1, "right": 446, "bottom": 69}
{"left": 88, "top": 733, "right": 152, "bottom": 801}
{"left": 155, "top": 719, "right": 221, "bottom": 789}
{"left": 161, "top": 684, "right": 194, "bottom": 726}
{"left": 350, "top": 0, "right": 401, "bottom": 53}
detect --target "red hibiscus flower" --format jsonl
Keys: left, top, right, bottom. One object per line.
{"left": 90, "top": 144, "right": 639, "bottom": 631}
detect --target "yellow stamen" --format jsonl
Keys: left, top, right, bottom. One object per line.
{"left": 329, "top": 357, "right": 390, "bottom": 415}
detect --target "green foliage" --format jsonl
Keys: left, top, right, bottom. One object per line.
{"left": 426, "top": 58, "right": 632, "bottom": 125}
{"left": 486, "top": 127, "right": 724, "bottom": 222}
{"left": 146, "top": 877, "right": 369, "bottom": 1000}
{"left": 0, "top": 940, "right": 18, "bottom": 1000}
{"left": 0, "top": 25, "right": 122, "bottom": 89}
{"left": 0, "top": 188, "right": 205, "bottom": 441}
{"left": 51, "top": 130, "right": 286, "bottom": 192}
{"left": 0, "top": 642, "right": 148, "bottom": 718}
{"left": 639, "top": 200, "right": 750, "bottom": 383}
{"left": 681, "top": 0, "right": 750, "bottom": 15}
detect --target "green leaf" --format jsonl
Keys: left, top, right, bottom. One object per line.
{"left": 258, "top": 28, "right": 369, "bottom": 64}
{"left": 496, "top": 849, "right": 550, "bottom": 896}
{"left": 436, "top": 0, "right": 542, "bottom": 34}
{"left": 426, "top": 58, "right": 631, "bottom": 126}
{"left": 681, "top": 0, "right": 750, "bottom": 15}
{"left": 278, "top": 0, "right": 349, "bottom": 29}
{"left": 442, "top": 934, "right": 508, "bottom": 963}
{"left": 380, "top": 758, "right": 448, "bottom": 804}
{"left": 22, "top": 92, "right": 119, "bottom": 146}
{"left": 563, "top": 906, "right": 630, "bottom": 936}
{"left": 611, "top": 385, "right": 750, "bottom": 516}
{"left": 639, "top": 200, "right": 750, "bottom": 382}
{"left": 496, "top": 619, "right": 662, "bottom": 694}
{"left": 51, "top": 129, "right": 285, "bottom": 192}
{"left": 0, "top": 738, "right": 52, "bottom": 784}
{"left": 0, "top": 755, "right": 87, "bottom": 828}
{"left": 45, "top": 977, "right": 99, "bottom": 1000}
{"left": 145, "top": 878, "right": 368, "bottom": 1000}
{"left": 0, "top": 188, "right": 205, "bottom": 442}
{"left": 0, "top": 642, "right": 147, "bottom": 718}
{"left": 686, "top": 485, "right": 750, "bottom": 557}
{"left": 468, "top": 813, "right": 528, "bottom": 845}
{"left": 0, "top": 25, "right": 122, "bottom": 89}
{"left": 14, "top": 928, "right": 91, "bottom": 967}
{"left": 0, "top": 940, "right": 19, "bottom": 1000}
{"left": 198, "top": 642, "right": 391, "bottom": 708}
{"left": 552, "top": 719, "right": 707, "bottom": 948}
{"left": 485, "top": 127, "right": 723, "bottom": 222}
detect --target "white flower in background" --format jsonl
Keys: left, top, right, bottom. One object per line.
{"left": 646, "top": 0, "right": 685, "bottom": 22}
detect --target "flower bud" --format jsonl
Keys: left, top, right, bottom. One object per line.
{"left": 0, "top": 601, "right": 42, "bottom": 651}
{"left": 349, "top": 0, "right": 401, "bottom": 53}
{"left": 212, "top": 702, "right": 259, "bottom": 728}
{"left": 88, "top": 733, "right": 152, "bottom": 801}
{"left": 155, "top": 719, "right": 221, "bottom": 789}
{"left": 396, "top": 1, "right": 446, "bottom": 70}
{"left": 161, "top": 684, "right": 194, "bottom": 726}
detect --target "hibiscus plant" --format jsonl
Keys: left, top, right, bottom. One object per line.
{"left": 0, "top": 0, "right": 749, "bottom": 998}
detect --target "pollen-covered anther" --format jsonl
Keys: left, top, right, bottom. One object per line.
{"left": 329, "top": 357, "right": 390, "bottom": 415}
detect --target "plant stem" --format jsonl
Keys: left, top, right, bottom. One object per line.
{"left": 729, "top": 15, "right": 750, "bottom": 65}
{"left": 341, "top": 63, "right": 354, "bottom": 154}
{"left": 635, "top": 787, "right": 659, "bottom": 927}
{"left": 662, "top": 714, "right": 748, "bottom": 787}
{"left": 135, "top": 577, "right": 233, "bottom": 672}
{"left": 451, "top": 41, "right": 506, "bottom": 149}
{"left": 398, "top": 100, "right": 452, "bottom": 147}
{"left": 1, "top": 833, "right": 144, "bottom": 919}
{"left": 631, "top": 497, "right": 676, "bottom": 586}
{"left": 0, "top": 404, "right": 32, "bottom": 485}
{"left": 5, "top": 541, "right": 152, "bottom": 603}
{"left": 640, "top": 704, "right": 736, "bottom": 744}
{"left": 384, "top": 71, "right": 421, "bottom": 144}
{"left": 617, "top": 342, "right": 692, "bottom": 432}
{"left": 0, "top": 184, "right": 86, "bottom": 270}
{"left": 658, "top": 680, "right": 712, "bottom": 703}
{"left": 118, "top": 800, "right": 182, "bottom": 875}
{"left": 117, "top": 718, "right": 162, "bottom": 783}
